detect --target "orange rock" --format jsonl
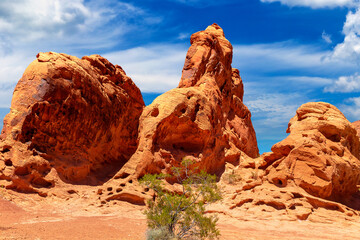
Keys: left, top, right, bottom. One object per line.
{"left": 115, "top": 23, "right": 259, "bottom": 180}
{"left": 2, "top": 23, "right": 360, "bottom": 228}
{"left": 0, "top": 52, "right": 144, "bottom": 193}
{"left": 352, "top": 120, "right": 360, "bottom": 139}
{"left": 266, "top": 102, "right": 360, "bottom": 200}
{"left": 216, "top": 102, "right": 360, "bottom": 223}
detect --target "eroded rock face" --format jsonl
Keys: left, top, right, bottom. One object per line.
{"left": 0, "top": 52, "right": 144, "bottom": 193}
{"left": 215, "top": 102, "right": 360, "bottom": 222}
{"left": 352, "top": 120, "right": 360, "bottom": 138}
{"left": 115, "top": 23, "right": 259, "bottom": 180}
{"left": 265, "top": 102, "right": 360, "bottom": 200}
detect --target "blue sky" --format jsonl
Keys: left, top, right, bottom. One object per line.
{"left": 0, "top": 0, "right": 360, "bottom": 154}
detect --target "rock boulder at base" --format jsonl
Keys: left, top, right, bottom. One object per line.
{"left": 266, "top": 102, "right": 360, "bottom": 200}
{"left": 114, "top": 23, "right": 259, "bottom": 181}
{"left": 0, "top": 52, "right": 144, "bottom": 194}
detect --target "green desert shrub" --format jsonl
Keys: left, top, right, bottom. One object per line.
{"left": 140, "top": 158, "right": 222, "bottom": 240}
{"left": 146, "top": 227, "right": 175, "bottom": 240}
{"left": 226, "top": 169, "right": 242, "bottom": 185}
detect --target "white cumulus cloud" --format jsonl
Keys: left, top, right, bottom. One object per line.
{"left": 331, "top": 8, "right": 360, "bottom": 62}
{"left": 0, "top": 0, "right": 161, "bottom": 109}
{"left": 324, "top": 73, "right": 360, "bottom": 92}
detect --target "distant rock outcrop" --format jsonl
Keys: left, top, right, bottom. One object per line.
{"left": 113, "top": 23, "right": 259, "bottom": 182}
{"left": 266, "top": 102, "right": 360, "bottom": 200}
{"left": 218, "top": 102, "right": 360, "bottom": 222}
{"left": 0, "top": 52, "right": 144, "bottom": 194}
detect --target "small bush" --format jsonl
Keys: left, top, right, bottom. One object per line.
{"left": 140, "top": 158, "right": 222, "bottom": 240}
{"left": 146, "top": 227, "right": 175, "bottom": 240}
{"left": 251, "top": 171, "right": 258, "bottom": 180}
{"left": 226, "top": 170, "right": 242, "bottom": 185}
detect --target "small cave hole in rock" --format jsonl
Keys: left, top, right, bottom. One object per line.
{"left": 144, "top": 187, "right": 149, "bottom": 192}
{"left": 120, "top": 183, "right": 126, "bottom": 187}
{"left": 276, "top": 179, "right": 283, "bottom": 187}
{"left": 180, "top": 108, "right": 186, "bottom": 114}
{"left": 128, "top": 179, "right": 133, "bottom": 184}
{"left": 107, "top": 187, "right": 113, "bottom": 191}
{"left": 32, "top": 178, "right": 53, "bottom": 188}
{"left": 1, "top": 148, "right": 10, "bottom": 154}
{"left": 116, "top": 188, "right": 122, "bottom": 193}
{"left": 324, "top": 133, "right": 341, "bottom": 142}
{"left": 292, "top": 192, "right": 303, "bottom": 198}
{"left": 151, "top": 108, "right": 159, "bottom": 117}
{"left": 172, "top": 142, "right": 203, "bottom": 153}
{"left": 4, "top": 160, "right": 12, "bottom": 167}
{"left": 15, "top": 167, "right": 29, "bottom": 176}
{"left": 191, "top": 103, "right": 201, "bottom": 122}
{"left": 118, "top": 172, "right": 130, "bottom": 179}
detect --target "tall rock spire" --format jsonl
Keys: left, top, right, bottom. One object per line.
{"left": 115, "top": 24, "right": 259, "bottom": 181}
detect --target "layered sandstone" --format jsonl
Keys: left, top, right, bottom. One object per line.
{"left": 266, "top": 102, "right": 360, "bottom": 200}
{"left": 217, "top": 102, "right": 360, "bottom": 222}
{"left": 113, "top": 23, "right": 258, "bottom": 184}
{"left": 0, "top": 52, "right": 144, "bottom": 194}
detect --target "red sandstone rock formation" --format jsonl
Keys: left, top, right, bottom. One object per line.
{"left": 217, "top": 102, "right": 360, "bottom": 222}
{"left": 2, "top": 24, "right": 360, "bottom": 226}
{"left": 352, "top": 120, "right": 360, "bottom": 137}
{"left": 266, "top": 102, "right": 360, "bottom": 200}
{"left": 114, "top": 23, "right": 258, "bottom": 182}
{"left": 0, "top": 52, "right": 144, "bottom": 194}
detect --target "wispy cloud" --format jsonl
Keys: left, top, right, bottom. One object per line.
{"left": 0, "top": 51, "right": 36, "bottom": 108}
{"left": 245, "top": 91, "right": 308, "bottom": 152}
{"left": 322, "top": 31, "right": 332, "bottom": 44}
{"left": 260, "top": 0, "right": 355, "bottom": 8}
{"left": 177, "top": 32, "right": 190, "bottom": 40}
{"left": 340, "top": 97, "right": 360, "bottom": 121}
{"left": 246, "top": 93, "right": 305, "bottom": 126}
{"left": 233, "top": 42, "right": 327, "bottom": 72}
{"left": 0, "top": 0, "right": 152, "bottom": 49}
{"left": 104, "top": 44, "right": 187, "bottom": 92}
{"left": 233, "top": 42, "right": 357, "bottom": 79}
{"left": 168, "top": 0, "right": 237, "bottom": 7}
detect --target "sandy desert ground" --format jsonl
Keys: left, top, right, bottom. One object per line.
{"left": 2, "top": 188, "right": 360, "bottom": 240}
